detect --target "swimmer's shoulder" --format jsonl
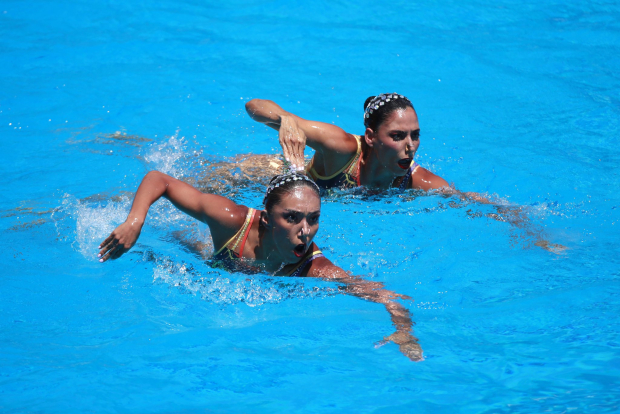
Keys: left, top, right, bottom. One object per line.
{"left": 209, "top": 204, "right": 257, "bottom": 251}
{"left": 310, "top": 132, "right": 361, "bottom": 178}
{"left": 303, "top": 245, "right": 350, "bottom": 279}
{"left": 409, "top": 166, "right": 450, "bottom": 191}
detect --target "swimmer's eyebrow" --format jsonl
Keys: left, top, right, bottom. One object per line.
{"left": 283, "top": 208, "right": 321, "bottom": 215}
{"left": 390, "top": 128, "right": 420, "bottom": 133}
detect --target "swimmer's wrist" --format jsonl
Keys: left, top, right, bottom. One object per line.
{"left": 125, "top": 216, "right": 145, "bottom": 227}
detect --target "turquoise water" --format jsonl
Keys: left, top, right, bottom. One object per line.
{"left": 2, "top": 0, "right": 620, "bottom": 412}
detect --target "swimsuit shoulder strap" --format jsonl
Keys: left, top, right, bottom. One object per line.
{"left": 213, "top": 208, "right": 256, "bottom": 256}
{"left": 235, "top": 209, "right": 256, "bottom": 257}
{"left": 343, "top": 135, "right": 363, "bottom": 177}
{"left": 307, "top": 135, "right": 362, "bottom": 181}
{"left": 397, "top": 161, "right": 421, "bottom": 191}
{"left": 285, "top": 248, "right": 325, "bottom": 277}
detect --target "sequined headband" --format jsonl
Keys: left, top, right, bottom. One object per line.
{"left": 363, "top": 93, "right": 410, "bottom": 123}
{"left": 263, "top": 172, "right": 321, "bottom": 205}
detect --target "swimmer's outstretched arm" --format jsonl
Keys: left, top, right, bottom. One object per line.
{"left": 434, "top": 184, "right": 565, "bottom": 252}
{"left": 245, "top": 99, "right": 358, "bottom": 171}
{"left": 406, "top": 168, "right": 564, "bottom": 252}
{"left": 442, "top": 188, "right": 565, "bottom": 251}
{"left": 98, "top": 171, "right": 247, "bottom": 262}
{"left": 308, "top": 260, "right": 422, "bottom": 362}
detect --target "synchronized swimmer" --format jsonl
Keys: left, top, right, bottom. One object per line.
{"left": 246, "top": 93, "right": 448, "bottom": 192}
{"left": 98, "top": 169, "right": 423, "bottom": 361}
{"left": 246, "top": 92, "right": 564, "bottom": 251}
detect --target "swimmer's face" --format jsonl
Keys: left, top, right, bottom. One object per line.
{"left": 366, "top": 107, "right": 420, "bottom": 176}
{"left": 265, "top": 186, "right": 321, "bottom": 264}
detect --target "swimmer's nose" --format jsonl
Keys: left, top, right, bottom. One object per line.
{"left": 299, "top": 220, "right": 311, "bottom": 240}
{"left": 407, "top": 134, "right": 415, "bottom": 147}
{"left": 406, "top": 136, "right": 417, "bottom": 156}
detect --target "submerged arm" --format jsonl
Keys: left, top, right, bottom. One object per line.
{"left": 98, "top": 171, "right": 243, "bottom": 261}
{"left": 410, "top": 167, "right": 564, "bottom": 252}
{"left": 309, "top": 260, "right": 422, "bottom": 361}
{"left": 456, "top": 190, "right": 565, "bottom": 252}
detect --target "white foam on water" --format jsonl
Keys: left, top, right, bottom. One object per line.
{"left": 150, "top": 254, "right": 339, "bottom": 306}
{"left": 143, "top": 132, "right": 189, "bottom": 177}
{"left": 54, "top": 193, "right": 133, "bottom": 260}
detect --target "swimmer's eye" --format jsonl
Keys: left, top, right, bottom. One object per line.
{"left": 390, "top": 132, "right": 406, "bottom": 141}
{"left": 308, "top": 214, "right": 320, "bottom": 225}
{"left": 391, "top": 131, "right": 420, "bottom": 141}
{"left": 284, "top": 213, "right": 298, "bottom": 223}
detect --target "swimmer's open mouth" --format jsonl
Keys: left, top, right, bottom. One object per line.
{"left": 398, "top": 158, "right": 412, "bottom": 169}
{"left": 294, "top": 244, "right": 306, "bottom": 257}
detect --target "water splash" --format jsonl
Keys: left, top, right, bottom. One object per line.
{"left": 140, "top": 134, "right": 274, "bottom": 203}
{"left": 143, "top": 131, "right": 192, "bottom": 177}
{"left": 52, "top": 193, "right": 132, "bottom": 258}
{"left": 150, "top": 253, "right": 339, "bottom": 306}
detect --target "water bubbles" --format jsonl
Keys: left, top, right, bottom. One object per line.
{"left": 151, "top": 255, "right": 339, "bottom": 307}
{"left": 143, "top": 133, "right": 189, "bottom": 177}
{"left": 54, "top": 193, "right": 133, "bottom": 259}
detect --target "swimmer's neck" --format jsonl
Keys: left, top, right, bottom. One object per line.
{"left": 252, "top": 227, "right": 289, "bottom": 273}
{"left": 359, "top": 155, "right": 400, "bottom": 189}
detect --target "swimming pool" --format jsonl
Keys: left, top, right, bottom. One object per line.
{"left": 2, "top": 0, "right": 619, "bottom": 412}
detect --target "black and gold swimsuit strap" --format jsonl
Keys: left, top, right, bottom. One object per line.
{"left": 213, "top": 207, "right": 256, "bottom": 256}
{"left": 286, "top": 249, "right": 325, "bottom": 277}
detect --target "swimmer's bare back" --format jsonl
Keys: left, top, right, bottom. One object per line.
{"left": 192, "top": 154, "right": 286, "bottom": 193}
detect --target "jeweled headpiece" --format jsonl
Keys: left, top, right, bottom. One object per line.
{"left": 263, "top": 170, "right": 321, "bottom": 206}
{"left": 363, "top": 93, "right": 411, "bottom": 126}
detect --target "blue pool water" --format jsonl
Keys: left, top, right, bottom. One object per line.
{"left": 2, "top": 0, "right": 620, "bottom": 412}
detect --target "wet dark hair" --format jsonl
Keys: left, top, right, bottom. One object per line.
{"left": 263, "top": 173, "right": 321, "bottom": 213}
{"left": 363, "top": 93, "right": 414, "bottom": 131}
{"left": 361, "top": 93, "right": 415, "bottom": 158}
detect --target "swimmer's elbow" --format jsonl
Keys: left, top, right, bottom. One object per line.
{"left": 145, "top": 170, "right": 166, "bottom": 182}
{"left": 245, "top": 99, "right": 258, "bottom": 114}
{"left": 144, "top": 170, "right": 172, "bottom": 189}
{"left": 246, "top": 99, "right": 281, "bottom": 122}
{"left": 245, "top": 99, "right": 267, "bottom": 116}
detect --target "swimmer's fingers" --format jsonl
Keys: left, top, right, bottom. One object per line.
{"left": 399, "top": 341, "right": 424, "bottom": 362}
{"left": 384, "top": 331, "right": 424, "bottom": 362}
{"left": 393, "top": 292, "right": 412, "bottom": 301}
{"left": 98, "top": 233, "right": 117, "bottom": 261}
{"left": 98, "top": 237, "right": 130, "bottom": 262}
{"left": 110, "top": 244, "right": 128, "bottom": 260}
{"left": 98, "top": 237, "right": 118, "bottom": 262}
{"left": 288, "top": 131, "right": 306, "bottom": 170}
{"left": 535, "top": 240, "right": 568, "bottom": 254}
{"left": 279, "top": 116, "right": 306, "bottom": 170}
{"left": 98, "top": 233, "right": 115, "bottom": 251}
{"left": 97, "top": 222, "right": 141, "bottom": 262}
{"left": 281, "top": 138, "right": 305, "bottom": 170}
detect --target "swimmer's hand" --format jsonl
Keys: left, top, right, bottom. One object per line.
{"left": 535, "top": 240, "right": 568, "bottom": 254}
{"left": 278, "top": 115, "right": 306, "bottom": 172}
{"left": 376, "top": 330, "right": 423, "bottom": 362}
{"left": 98, "top": 218, "right": 143, "bottom": 262}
